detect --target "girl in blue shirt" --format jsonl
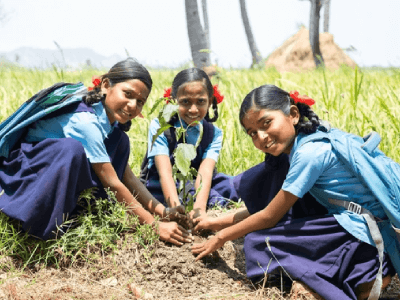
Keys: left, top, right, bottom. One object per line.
{"left": 192, "top": 84, "right": 397, "bottom": 300}
{"left": 0, "top": 58, "right": 191, "bottom": 246}
{"left": 142, "top": 68, "right": 238, "bottom": 221}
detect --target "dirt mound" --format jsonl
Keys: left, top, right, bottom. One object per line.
{"left": 265, "top": 27, "right": 357, "bottom": 72}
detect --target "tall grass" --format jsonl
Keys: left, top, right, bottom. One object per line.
{"left": 1, "top": 66, "right": 400, "bottom": 174}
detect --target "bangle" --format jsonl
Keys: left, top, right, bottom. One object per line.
{"left": 165, "top": 207, "right": 171, "bottom": 216}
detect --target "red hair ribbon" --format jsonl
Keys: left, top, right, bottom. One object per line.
{"left": 289, "top": 91, "right": 315, "bottom": 106}
{"left": 88, "top": 75, "right": 102, "bottom": 91}
{"left": 162, "top": 85, "right": 224, "bottom": 104}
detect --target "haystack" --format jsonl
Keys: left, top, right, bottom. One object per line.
{"left": 265, "top": 27, "right": 357, "bottom": 72}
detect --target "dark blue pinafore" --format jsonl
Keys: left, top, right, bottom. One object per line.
{"left": 0, "top": 101, "right": 130, "bottom": 240}
{"left": 140, "top": 120, "right": 239, "bottom": 208}
{"left": 232, "top": 153, "right": 395, "bottom": 300}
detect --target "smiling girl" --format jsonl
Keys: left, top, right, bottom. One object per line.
{"left": 141, "top": 68, "right": 238, "bottom": 220}
{"left": 192, "top": 84, "right": 399, "bottom": 300}
{"left": 0, "top": 58, "right": 191, "bottom": 246}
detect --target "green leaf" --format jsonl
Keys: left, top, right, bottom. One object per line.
{"left": 174, "top": 144, "right": 196, "bottom": 176}
{"left": 151, "top": 124, "right": 172, "bottom": 150}
{"left": 175, "top": 127, "right": 186, "bottom": 141}
{"left": 149, "top": 97, "right": 167, "bottom": 115}
{"left": 162, "top": 104, "right": 179, "bottom": 123}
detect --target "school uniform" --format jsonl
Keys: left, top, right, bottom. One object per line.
{"left": 241, "top": 133, "right": 396, "bottom": 300}
{"left": 0, "top": 99, "right": 130, "bottom": 240}
{"left": 143, "top": 118, "right": 238, "bottom": 207}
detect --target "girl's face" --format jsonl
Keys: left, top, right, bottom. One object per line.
{"left": 102, "top": 79, "right": 149, "bottom": 124}
{"left": 242, "top": 106, "right": 299, "bottom": 156}
{"left": 176, "top": 81, "right": 211, "bottom": 126}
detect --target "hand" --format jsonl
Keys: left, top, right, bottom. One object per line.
{"left": 157, "top": 221, "right": 193, "bottom": 246}
{"left": 163, "top": 206, "right": 192, "bottom": 229}
{"left": 193, "top": 214, "right": 215, "bottom": 233}
{"left": 189, "top": 207, "right": 206, "bottom": 220}
{"left": 191, "top": 234, "right": 225, "bottom": 261}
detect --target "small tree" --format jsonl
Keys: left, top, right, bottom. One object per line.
{"left": 185, "top": 0, "right": 211, "bottom": 68}
{"left": 323, "top": 0, "right": 330, "bottom": 32}
{"left": 239, "top": 0, "right": 263, "bottom": 67}
{"left": 309, "top": 0, "right": 324, "bottom": 67}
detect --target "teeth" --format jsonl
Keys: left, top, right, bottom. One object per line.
{"left": 266, "top": 141, "right": 275, "bottom": 148}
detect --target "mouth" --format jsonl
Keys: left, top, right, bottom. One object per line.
{"left": 187, "top": 115, "right": 199, "bottom": 120}
{"left": 120, "top": 110, "right": 132, "bottom": 118}
{"left": 265, "top": 140, "right": 275, "bottom": 149}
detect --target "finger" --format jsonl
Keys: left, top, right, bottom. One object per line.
{"left": 177, "top": 225, "right": 189, "bottom": 235}
{"left": 169, "top": 237, "right": 183, "bottom": 246}
{"left": 195, "top": 249, "right": 211, "bottom": 261}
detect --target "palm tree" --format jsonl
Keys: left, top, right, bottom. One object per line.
{"left": 239, "top": 0, "right": 263, "bottom": 67}
{"left": 309, "top": 0, "right": 324, "bottom": 67}
{"left": 323, "top": 0, "right": 331, "bottom": 32}
{"left": 185, "top": 0, "right": 211, "bottom": 68}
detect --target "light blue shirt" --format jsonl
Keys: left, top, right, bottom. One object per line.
{"left": 147, "top": 118, "right": 223, "bottom": 168}
{"left": 24, "top": 102, "right": 114, "bottom": 163}
{"left": 282, "top": 139, "right": 385, "bottom": 248}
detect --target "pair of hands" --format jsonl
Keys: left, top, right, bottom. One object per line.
{"left": 157, "top": 206, "right": 213, "bottom": 246}
{"left": 157, "top": 206, "right": 225, "bottom": 260}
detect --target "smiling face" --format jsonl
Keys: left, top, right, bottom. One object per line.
{"left": 102, "top": 79, "right": 150, "bottom": 124}
{"left": 176, "top": 81, "right": 211, "bottom": 126}
{"left": 242, "top": 106, "right": 300, "bottom": 156}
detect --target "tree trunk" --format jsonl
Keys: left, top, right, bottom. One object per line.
{"left": 323, "top": 0, "right": 330, "bottom": 32}
{"left": 185, "top": 0, "right": 210, "bottom": 68}
{"left": 239, "top": 0, "right": 263, "bottom": 67}
{"left": 309, "top": 0, "right": 324, "bottom": 67}
{"left": 201, "top": 0, "right": 210, "bottom": 52}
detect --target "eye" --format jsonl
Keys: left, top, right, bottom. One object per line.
{"left": 125, "top": 91, "right": 132, "bottom": 98}
{"left": 249, "top": 131, "right": 256, "bottom": 138}
{"left": 179, "top": 99, "right": 189, "bottom": 105}
{"left": 198, "top": 98, "right": 206, "bottom": 104}
{"left": 263, "top": 120, "right": 271, "bottom": 127}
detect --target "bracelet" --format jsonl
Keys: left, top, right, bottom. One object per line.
{"left": 165, "top": 207, "right": 171, "bottom": 216}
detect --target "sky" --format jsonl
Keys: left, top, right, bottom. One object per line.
{"left": 1, "top": 0, "right": 399, "bottom": 68}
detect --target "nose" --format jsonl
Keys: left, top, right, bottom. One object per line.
{"left": 189, "top": 104, "right": 198, "bottom": 113}
{"left": 126, "top": 100, "right": 137, "bottom": 113}
{"left": 257, "top": 131, "right": 268, "bottom": 141}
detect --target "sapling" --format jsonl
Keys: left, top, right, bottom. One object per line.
{"left": 150, "top": 97, "right": 204, "bottom": 220}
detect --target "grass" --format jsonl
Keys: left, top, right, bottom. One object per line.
{"left": 1, "top": 65, "right": 400, "bottom": 268}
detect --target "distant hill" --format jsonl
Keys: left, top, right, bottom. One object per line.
{"left": 0, "top": 47, "right": 124, "bottom": 69}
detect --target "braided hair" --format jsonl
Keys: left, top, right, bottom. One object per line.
{"left": 84, "top": 58, "right": 152, "bottom": 131}
{"left": 239, "top": 84, "right": 319, "bottom": 135}
{"left": 169, "top": 68, "right": 218, "bottom": 124}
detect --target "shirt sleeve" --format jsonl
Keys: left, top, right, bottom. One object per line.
{"left": 62, "top": 112, "right": 110, "bottom": 163}
{"left": 147, "top": 118, "right": 170, "bottom": 158}
{"left": 282, "top": 140, "right": 332, "bottom": 198}
{"left": 202, "top": 125, "right": 223, "bottom": 162}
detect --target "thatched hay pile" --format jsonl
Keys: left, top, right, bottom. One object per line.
{"left": 265, "top": 27, "right": 357, "bottom": 72}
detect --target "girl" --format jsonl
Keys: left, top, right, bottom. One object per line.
{"left": 141, "top": 68, "right": 237, "bottom": 220}
{"left": 192, "top": 84, "right": 399, "bottom": 300}
{"left": 0, "top": 58, "right": 192, "bottom": 246}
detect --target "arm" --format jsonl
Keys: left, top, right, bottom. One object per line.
{"left": 191, "top": 158, "right": 216, "bottom": 218}
{"left": 92, "top": 162, "right": 191, "bottom": 245}
{"left": 192, "top": 189, "right": 298, "bottom": 260}
{"left": 194, "top": 208, "right": 250, "bottom": 232}
{"left": 154, "top": 155, "right": 181, "bottom": 207}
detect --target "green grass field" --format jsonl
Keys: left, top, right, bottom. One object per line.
{"left": 0, "top": 65, "right": 399, "bottom": 266}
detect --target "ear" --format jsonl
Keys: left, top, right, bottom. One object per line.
{"left": 289, "top": 105, "right": 300, "bottom": 125}
{"left": 101, "top": 78, "right": 110, "bottom": 95}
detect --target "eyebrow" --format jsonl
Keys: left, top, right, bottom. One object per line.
{"left": 244, "top": 114, "right": 270, "bottom": 134}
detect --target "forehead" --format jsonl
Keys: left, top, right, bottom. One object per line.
{"left": 176, "top": 81, "right": 208, "bottom": 97}
{"left": 242, "top": 108, "right": 284, "bottom": 128}
{"left": 121, "top": 79, "right": 150, "bottom": 97}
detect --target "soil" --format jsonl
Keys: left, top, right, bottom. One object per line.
{"left": 0, "top": 207, "right": 399, "bottom": 300}
{"left": 265, "top": 27, "right": 357, "bottom": 72}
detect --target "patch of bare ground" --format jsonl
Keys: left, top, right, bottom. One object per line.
{"left": 0, "top": 207, "right": 399, "bottom": 299}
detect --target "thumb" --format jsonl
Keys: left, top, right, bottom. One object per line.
{"left": 175, "top": 205, "right": 186, "bottom": 214}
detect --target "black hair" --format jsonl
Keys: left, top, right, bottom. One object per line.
{"left": 170, "top": 68, "right": 218, "bottom": 123}
{"left": 84, "top": 57, "right": 152, "bottom": 131}
{"left": 239, "top": 84, "right": 320, "bottom": 135}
